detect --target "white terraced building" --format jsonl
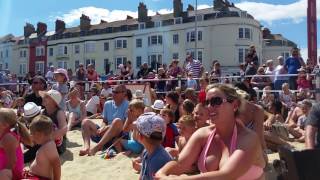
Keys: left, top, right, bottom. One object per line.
{"left": 5, "top": 0, "right": 297, "bottom": 77}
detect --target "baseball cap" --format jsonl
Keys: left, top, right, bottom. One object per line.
{"left": 134, "top": 112, "right": 166, "bottom": 140}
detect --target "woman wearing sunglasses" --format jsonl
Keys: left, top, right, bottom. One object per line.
{"left": 156, "top": 84, "right": 265, "bottom": 180}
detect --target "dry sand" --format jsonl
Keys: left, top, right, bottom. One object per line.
{"left": 56, "top": 128, "right": 304, "bottom": 180}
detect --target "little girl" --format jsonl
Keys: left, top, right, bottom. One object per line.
{"left": 66, "top": 87, "right": 86, "bottom": 130}
{"left": 0, "top": 108, "right": 32, "bottom": 180}
{"left": 166, "top": 115, "right": 196, "bottom": 159}
{"left": 52, "top": 68, "right": 69, "bottom": 110}
{"left": 279, "top": 83, "right": 295, "bottom": 110}
{"left": 159, "top": 108, "right": 179, "bottom": 148}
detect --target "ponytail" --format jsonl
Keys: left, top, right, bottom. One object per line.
{"left": 16, "top": 121, "right": 33, "bottom": 147}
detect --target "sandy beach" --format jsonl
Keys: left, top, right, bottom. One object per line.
{"left": 54, "top": 128, "right": 304, "bottom": 180}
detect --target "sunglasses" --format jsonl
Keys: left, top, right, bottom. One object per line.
{"left": 205, "top": 97, "right": 233, "bottom": 107}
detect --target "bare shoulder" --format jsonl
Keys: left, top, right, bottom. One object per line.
{"left": 195, "top": 125, "right": 215, "bottom": 138}
{"left": 42, "top": 141, "right": 59, "bottom": 156}
{"left": 238, "top": 125, "right": 259, "bottom": 149}
{"left": 1, "top": 133, "right": 18, "bottom": 146}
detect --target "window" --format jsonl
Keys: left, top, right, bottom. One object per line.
{"left": 36, "top": 46, "right": 45, "bottom": 56}
{"left": 148, "top": 35, "right": 162, "bottom": 46}
{"left": 49, "top": 48, "right": 53, "bottom": 56}
{"left": 196, "top": 15, "right": 203, "bottom": 21}
{"left": 198, "top": 31, "right": 202, "bottom": 41}
{"left": 115, "top": 57, "right": 127, "bottom": 69}
{"left": 85, "top": 59, "right": 95, "bottom": 67}
{"left": 173, "top": 34, "right": 179, "bottom": 44}
{"left": 0, "top": 64, "right": 2, "bottom": 70}
{"left": 139, "top": 23, "right": 145, "bottom": 30}
{"left": 173, "top": 53, "right": 179, "bottom": 59}
{"left": 190, "top": 31, "right": 196, "bottom": 42}
{"left": 281, "top": 52, "right": 290, "bottom": 60}
{"left": 19, "top": 51, "right": 23, "bottom": 58}
{"left": 148, "top": 54, "right": 162, "bottom": 70}
{"left": 5, "top": 63, "right": 8, "bottom": 69}
{"left": 174, "top": 17, "right": 182, "bottom": 24}
{"left": 35, "top": 61, "right": 44, "bottom": 74}
{"left": 57, "top": 46, "right": 64, "bottom": 55}
{"left": 136, "top": 39, "right": 142, "bottom": 48}
{"left": 74, "top": 45, "right": 80, "bottom": 54}
{"left": 5, "top": 50, "right": 8, "bottom": 58}
{"left": 58, "top": 61, "right": 68, "bottom": 69}
{"left": 75, "top": 60, "right": 80, "bottom": 69}
{"left": 0, "top": 51, "right": 2, "bottom": 58}
{"left": 104, "top": 42, "right": 109, "bottom": 51}
{"left": 23, "top": 50, "right": 27, "bottom": 57}
{"left": 136, "top": 56, "right": 142, "bottom": 68}
{"left": 154, "top": 21, "right": 161, "bottom": 28}
{"left": 64, "top": 46, "right": 68, "bottom": 55}
{"left": 19, "top": 63, "right": 27, "bottom": 74}
{"left": 198, "top": 51, "right": 203, "bottom": 62}
{"left": 104, "top": 59, "right": 110, "bottom": 75}
{"left": 238, "top": 48, "right": 249, "bottom": 63}
{"left": 85, "top": 43, "right": 95, "bottom": 53}
{"left": 115, "top": 39, "right": 127, "bottom": 49}
{"left": 239, "top": 28, "right": 251, "bottom": 39}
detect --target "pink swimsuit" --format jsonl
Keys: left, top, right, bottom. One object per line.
{"left": 0, "top": 130, "right": 24, "bottom": 180}
{"left": 198, "top": 125, "right": 263, "bottom": 180}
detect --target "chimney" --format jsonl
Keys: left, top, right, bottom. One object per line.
{"left": 55, "top": 19, "right": 65, "bottom": 33}
{"left": 24, "top": 23, "right": 35, "bottom": 37}
{"left": 173, "top": 0, "right": 183, "bottom": 17}
{"left": 187, "top": 4, "right": 194, "bottom": 11}
{"left": 80, "top": 14, "right": 91, "bottom": 31}
{"left": 262, "top": 28, "right": 271, "bottom": 39}
{"left": 127, "top": 15, "right": 133, "bottom": 20}
{"left": 100, "top": 20, "right": 107, "bottom": 24}
{"left": 138, "top": 2, "right": 148, "bottom": 22}
{"left": 36, "top": 22, "right": 47, "bottom": 35}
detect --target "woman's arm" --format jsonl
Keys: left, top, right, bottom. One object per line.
{"left": 253, "top": 105, "right": 267, "bottom": 149}
{"left": 54, "top": 110, "right": 68, "bottom": 139}
{"left": 156, "top": 127, "right": 208, "bottom": 177}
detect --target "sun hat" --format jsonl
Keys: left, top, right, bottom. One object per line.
{"left": 151, "top": 100, "right": 165, "bottom": 111}
{"left": 133, "top": 90, "right": 144, "bottom": 99}
{"left": 39, "top": 89, "right": 62, "bottom": 108}
{"left": 54, "top": 68, "right": 69, "bottom": 82}
{"left": 23, "top": 102, "right": 41, "bottom": 118}
{"left": 134, "top": 112, "right": 166, "bottom": 139}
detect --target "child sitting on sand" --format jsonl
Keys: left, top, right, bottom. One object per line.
{"left": 23, "top": 115, "right": 61, "bottom": 180}
{"left": 134, "top": 112, "right": 172, "bottom": 180}
{"left": 114, "top": 99, "right": 145, "bottom": 155}
{"left": 166, "top": 115, "right": 197, "bottom": 159}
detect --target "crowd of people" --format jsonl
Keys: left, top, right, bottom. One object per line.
{"left": 0, "top": 47, "right": 320, "bottom": 179}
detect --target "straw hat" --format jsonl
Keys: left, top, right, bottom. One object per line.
{"left": 151, "top": 100, "right": 165, "bottom": 111}
{"left": 23, "top": 102, "right": 41, "bottom": 118}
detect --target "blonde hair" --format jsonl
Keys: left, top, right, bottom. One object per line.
{"left": 179, "top": 115, "right": 195, "bottom": 127}
{"left": 129, "top": 99, "right": 145, "bottom": 111}
{"left": 0, "top": 108, "right": 31, "bottom": 145}
{"left": 160, "top": 108, "right": 175, "bottom": 124}
{"left": 30, "top": 115, "right": 53, "bottom": 135}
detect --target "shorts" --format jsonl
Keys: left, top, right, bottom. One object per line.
{"left": 22, "top": 170, "right": 51, "bottom": 180}
{"left": 122, "top": 139, "right": 144, "bottom": 154}
{"left": 91, "top": 125, "right": 129, "bottom": 150}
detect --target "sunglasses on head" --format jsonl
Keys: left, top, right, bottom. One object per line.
{"left": 205, "top": 97, "right": 233, "bottom": 107}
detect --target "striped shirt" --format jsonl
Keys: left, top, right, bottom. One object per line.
{"left": 186, "top": 59, "right": 202, "bottom": 78}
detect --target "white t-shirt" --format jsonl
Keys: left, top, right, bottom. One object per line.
{"left": 86, "top": 95, "right": 100, "bottom": 114}
{"left": 101, "top": 88, "right": 112, "bottom": 98}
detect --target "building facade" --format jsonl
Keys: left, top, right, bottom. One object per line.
{"left": 0, "top": 34, "right": 15, "bottom": 72}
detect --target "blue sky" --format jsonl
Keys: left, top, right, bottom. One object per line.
{"left": 0, "top": 0, "right": 319, "bottom": 57}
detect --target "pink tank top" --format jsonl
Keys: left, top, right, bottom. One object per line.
{"left": 0, "top": 130, "right": 24, "bottom": 180}
{"left": 197, "top": 125, "right": 263, "bottom": 180}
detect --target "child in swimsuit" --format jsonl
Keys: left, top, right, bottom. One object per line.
{"left": 24, "top": 115, "right": 61, "bottom": 180}
{"left": 0, "top": 108, "right": 31, "bottom": 180}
